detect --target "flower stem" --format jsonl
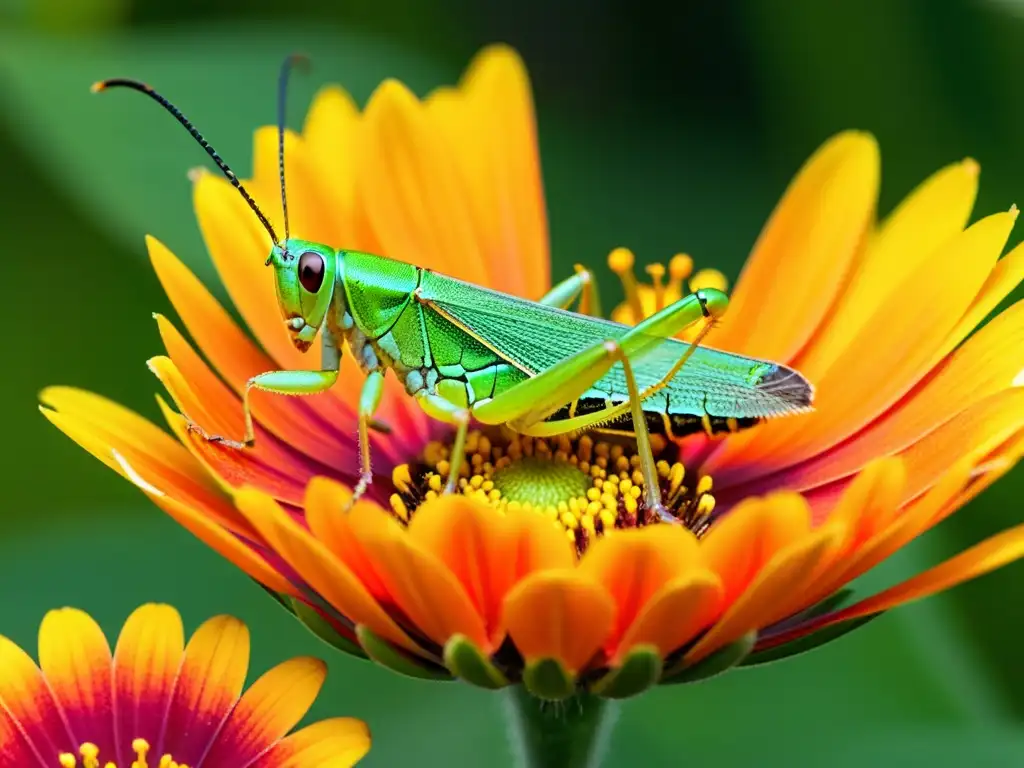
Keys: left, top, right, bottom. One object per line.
{"left": 503, "top": 686, "right": 618, "bottom": 768}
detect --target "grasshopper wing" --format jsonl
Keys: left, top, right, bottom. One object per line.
{"left": 418, "top": 271, "right": 813, "bottom": 420}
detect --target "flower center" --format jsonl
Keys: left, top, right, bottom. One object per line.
{"left": 58, "top": 738, "right": 187, "bottom": 768}
{"left": 390, "top": 429, "right": 716, "bottom": 554}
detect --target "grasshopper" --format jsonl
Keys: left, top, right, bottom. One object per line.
{"left": 94, "top": 63, "right": 813, "bottom": 523}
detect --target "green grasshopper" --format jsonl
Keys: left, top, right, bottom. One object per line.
{"left": 94, "top": 64, "right": 813, "bottom": 523}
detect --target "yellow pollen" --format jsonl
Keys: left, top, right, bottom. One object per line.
{"left": 608, "top": 248, "right": 727, "bottom": 337}
{"left": 690, "top": 267, "right": 729, "bottom": 293}
{"left": 57, "top": 738, "right": 189, "bottom": 768}
{"left": 391, "top": 428, "right": 717, "bottom": 554}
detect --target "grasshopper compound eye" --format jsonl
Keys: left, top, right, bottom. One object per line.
{"left": 298, "top": 251, "right": 325, "bottom": 293}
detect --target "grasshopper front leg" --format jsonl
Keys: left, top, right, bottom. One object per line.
{"left": 188, "top": 329, "right": 341, "bottom": 449}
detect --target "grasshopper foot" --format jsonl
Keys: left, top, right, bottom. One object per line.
{"left": 343, "top": 471, "right": 373, "bottom": 512}
{"left": 649, "top": 501, "right": 682, "bottom": 526}
{"left": 185, "top": 418, "right": 253, "bottom": 450}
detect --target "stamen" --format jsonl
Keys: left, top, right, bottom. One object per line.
{"left": 56, "top": 738, "right": 189, "bottom": 768}
{"left": 389, "top": 428, "right": 717, "bottom": 554}
{"left": 607, "top": 247, "right": 645, "bottom": 325}
{"left": 645, "top": 263, "right": 667, "bottom": 312}
{"left": 689, "top": 267, "right": 728, "bottom": 293}
{"left": 667, "top": 253, "right": 693, "bottom": 295}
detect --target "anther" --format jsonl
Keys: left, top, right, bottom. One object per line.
{"left": 690, "top": 267, "right": 729, "bottom": 293}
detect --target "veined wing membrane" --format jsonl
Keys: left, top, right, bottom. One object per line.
{"left": 418, "top": 271, "right": 814, "bottom": 420}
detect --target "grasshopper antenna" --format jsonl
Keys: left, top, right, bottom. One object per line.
{"left": 276, "top": 53, "right": 309, "bottom": 261}
{"left": 91, "top": 78, "right": 281, "bottom": 248}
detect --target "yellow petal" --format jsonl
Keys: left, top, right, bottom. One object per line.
{"left": 38, "top": 608, "right": 115, "bottom": 757}
{"left": 0, "top": 633, "right": 72, "bottom": 756}
{"left": 161, "top": 615, "right": 250, "bottom": 760}
{"left": 427, "top": 44, "right": 550, "bottom": 299}
{"left": 797, "top": 158, "right": 978, "bottom": 374}
{"left": 112, "top": 604, "right": 185, "bottom": 756}
{"left": 712, "top": 131, "right": 879, "bottom": 362}
{"left": 303, "top": 85, "right": 360, "bottom": 227}
{"left": 250, "top": 717, "right": 371, "bottom": 768}
{"left": 201, "top": 657, "right": 327, "bottom": 766}
{"left": 502, "top": 571, "right": 615, "bottom": 673}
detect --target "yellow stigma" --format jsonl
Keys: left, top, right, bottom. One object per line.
{"left": 58, "top": 738, "right": 189, "bottom": 768}
{"left": 390, "top": 428, "right": 716, "bottom": 554}
{"left": 609, "top": 248, "right": 728, "bottom": 340}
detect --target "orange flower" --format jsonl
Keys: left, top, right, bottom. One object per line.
{"left": 0, "top": 604, "right": 369, "bottom": 766}
{"left": 41, "top": 46, "right": 1024, "bottom": 700}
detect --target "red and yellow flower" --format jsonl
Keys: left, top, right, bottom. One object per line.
{"left": 0, "top": 603, "right": 369, "bottom": 766}
{"left": 41, "top": 45, "right": 1024, "bottom": 700}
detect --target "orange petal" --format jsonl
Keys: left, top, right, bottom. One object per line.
{"left": 699, "top": 492, "right": 812, "bottom": 605}
{"left": 159, "top": 615, "right": 249, "bottom": 763}
{"left": 712, "top": 131, "right": 879, "bottom": 361}
{"left": 357, "top": 79, "right": 489, "bottom": 284}
{"left": 613, "top": 570, "right": 723, "bottom": 663}
{"left": 502, "top": 571, "right": 615, "bottom": 673}
{"left": 427, "top": 45, "right": 550, "bottom": 299}
{"left": 579, "top": 525, "right": 700, "bottom": 651}
{"left": 747, "top": 299, "right": 1024, "bottom": 494}
{"left": 156, "top": 313, "right": 354, "bottom": 465}
{"left": 39, "top": 388, "right": 232, "bottom": 522}
{"left": 112, "top": 604, "right": 185, "bottom": 758}
{"left": 828, "top": 523, "right": 1024, "bottom": 625}
{"left": 0, "top": 633, "right": 73, "bottom": 757}
{"left": 147, "top": 234, "right": 357, "bottom": 446}
{"left": 150, "top": 493, "right": 301, "bottom": 599}
{"left": 945, "top": 240, "right": 1024, "bottom": 349}
{"left": 149, "top": 358, "right": 314, "bottom": 506}
{"left": 250, "top": 718, "right": 371, "bottom": 768}
{"left": 796, "top": 158, "right": 978, "bottom": 375}
{"left": 38, "top": 608, "right": 115, "bottom": 757}
{"left": 201, "top": 657, "right": 327, "bottom": 766}
{"left": 407, "top": 496, "right": 574, "bottom": 645}
{"left": 711, "top": 208, "right": 1017, "bottom": 486}
{"left": 234, "top": 488, "right": 422, "bottom": 655}
{"left": 685, "top": 524, "right": 842, "bottom": 663}
{"left": 352, "top": 498, "right": 490, "bottom": 651}
{"left": 894, "top": 388, "right": 1024, "bottom": 505}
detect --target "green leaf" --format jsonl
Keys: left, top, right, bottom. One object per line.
{"left": 0, "top": 24, "right": 452, "bottom": 289}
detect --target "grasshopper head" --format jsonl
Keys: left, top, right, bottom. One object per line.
{"left": 267, "top": 239, "right": 338, "bottom": 352}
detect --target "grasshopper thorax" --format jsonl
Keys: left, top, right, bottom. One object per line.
{"left": 267, "top": 238, "right": 340, "bottom": 353}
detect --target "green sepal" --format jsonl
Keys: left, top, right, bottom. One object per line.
{"left": 254, "top": 580, "right": 294, "bottom": 612}
{"left": 741, "top": 614, "right": 881, "bottom": 667}
{"left": 588, "top": 645, "right": 663, "bottom": 699}
{"left": 442, "top": 634, "right": 509, "bottom": 689}
{"left": 355, "top": 624, "right": 452, "bottom": 681}
{"left": 522, "top": 657, "right": 576, "bottom": 702}
{"left": 289, "top": 598, "right": 367, "bottom": 659}
{"left": 661, "top": 631, "right": 757, "bottom": 684}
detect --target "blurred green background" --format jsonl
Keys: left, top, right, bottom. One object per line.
{"left": 2, "top": 0, "right": 1024, "bottom": 765}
